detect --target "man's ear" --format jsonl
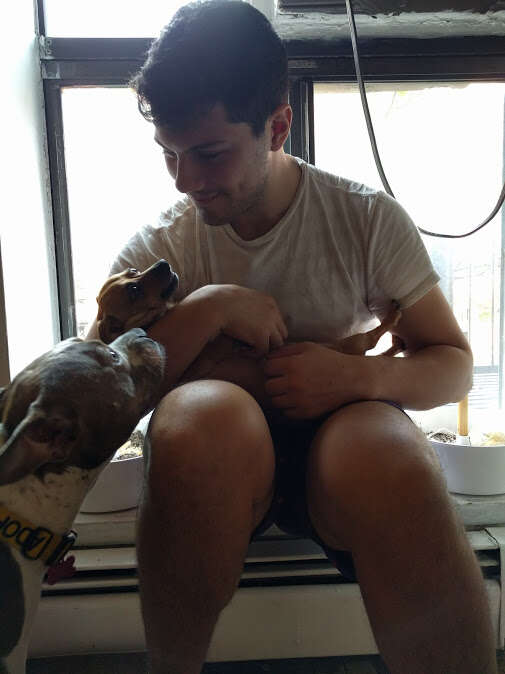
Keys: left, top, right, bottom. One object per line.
{"left": 97, "top": 315, "right": 125, "bottom": 344}
{"left": 0, "top": 404, "right": 78, "bottom": 485}
{"left": 270, "top": 104, "right": 292, "bottom": 152}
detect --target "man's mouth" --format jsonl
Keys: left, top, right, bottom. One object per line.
{"left": 192, "top": 192, "right": 219, "bottom": 205}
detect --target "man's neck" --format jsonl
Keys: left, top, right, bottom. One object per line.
{"left": 230, "top": 153, "right": 301, "bottom": 241}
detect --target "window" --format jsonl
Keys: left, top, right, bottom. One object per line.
{"left": 36, "top": 0, "right": 505, "bottom": 418}
{"left": 44, "top": 0, "right": 187, "bottom": 37}
{"left": 313, "top": 81, "right": 505, "bottom": 409}
{"left": 62, "top": 87, "right": 179, "bottom": 337}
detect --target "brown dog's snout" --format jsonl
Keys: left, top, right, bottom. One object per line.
{"left": 152, "top": 259, "right": 172, "bottom": 274}
{"left": 152, "top": 260, "right": 179, "bottom": 298}
{"left": 161, "top": 272, "right": 179, "bottom": 298}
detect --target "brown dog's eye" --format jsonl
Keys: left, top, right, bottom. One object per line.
{"left": 127, "top": 268, "right": 139, "bottom": 277}
{"left": 127, "top": 283, "right": 142, "bottom": 302}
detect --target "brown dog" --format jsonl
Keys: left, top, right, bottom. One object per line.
{"left": 96, "top": 259, "right": 404, "bottom": 386}
{"left": 96, "top": 260, "right": 179, "bottom": 343}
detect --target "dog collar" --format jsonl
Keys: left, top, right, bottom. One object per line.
{"left": 0, "top": 504, "right": 77, "bottom": 566}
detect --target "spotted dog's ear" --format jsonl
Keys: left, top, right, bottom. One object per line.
{"left": 97, "top": 315, "right": 125, "bottom": 344}
{"left": 0, "top": 403, "right": 78, "bottom": 485}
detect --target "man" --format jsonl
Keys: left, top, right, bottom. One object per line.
{"left": 87, "top": 2, "right": 497, "bottom": 672}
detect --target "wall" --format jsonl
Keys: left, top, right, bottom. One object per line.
{"left": 1, "top": 0, "right": 59, "bottom": 379}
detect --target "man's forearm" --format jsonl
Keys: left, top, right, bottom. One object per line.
{"left": 147, "top": 296, "right": 220, "bottom": 394}
{"left": 364, "top": 345, "right": 473, "bottom": 411}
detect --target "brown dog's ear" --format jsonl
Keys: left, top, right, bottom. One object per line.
{"left": 97, "top": 315, "right": 125, "bottom": 344}
{"left": 0, "top": 404, "right": 78, "bottom": 485}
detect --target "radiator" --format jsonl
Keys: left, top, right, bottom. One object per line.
{"left": 27, "top": 516, "right": 503, "bottom": 661}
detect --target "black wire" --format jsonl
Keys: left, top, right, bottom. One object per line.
{"left": 344, "top": 0, "right": 505, "bottom": 239}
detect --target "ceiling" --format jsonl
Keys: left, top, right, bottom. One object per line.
{"left": 274, "top": 1, "right": 505, "bottom": 41}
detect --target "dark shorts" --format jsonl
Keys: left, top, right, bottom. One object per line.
{"left": 250, "top": 400, "right": 411, "bottom": 582}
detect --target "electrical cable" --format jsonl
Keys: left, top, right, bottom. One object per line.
{"left": 344, "top": 0, "right": 505, "bottom": 239}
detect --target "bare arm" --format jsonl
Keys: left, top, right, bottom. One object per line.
{"left": 366, "top": 285, "right": 472, "bottom": 409}
{"left": 264, "top": 286, "right": 472, "bottom": 418}
{"left": 87, "top": 283, "right": 288, "bottom": 396}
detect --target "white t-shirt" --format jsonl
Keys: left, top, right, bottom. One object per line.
{"left": 110, "top": 159, "right": 440, "bottom": 343}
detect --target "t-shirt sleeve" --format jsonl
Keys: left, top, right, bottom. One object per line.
{"left": 367, "top": 191, "right": 440, "bottom": 318}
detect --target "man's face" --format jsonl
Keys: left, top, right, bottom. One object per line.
{"left": 154, "top": 103, "right": 270, "bottom": 226}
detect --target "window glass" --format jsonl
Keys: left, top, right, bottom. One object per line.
{"left": 44, "top": 0, "right": 186, "bottom": 37}
{"left": 314, "top": 81, "right": 505, "bottom": 409}
{"left": 62, "top": 87, "right": 179, "bottom": 337}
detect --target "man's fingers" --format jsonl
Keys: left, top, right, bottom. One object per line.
{"left": 244, "top": 327, "right": 287, "bottom": 355}
{"left": 264, "top": 376, "right": 287, "bottom": 396}
{"left": 266, "top": 343, "right": 304, "bottom": 359}
{"left": 254, "top": 333, "right": 272, "bottom": 357}
{"left": 269, "top": 393, "right": 294, "bottom": 410}
{"left": 269, "top": 329, "right": 285, "bottom": 349}
{"left": 263, "top": 357, "right": 290, "bottom": 377}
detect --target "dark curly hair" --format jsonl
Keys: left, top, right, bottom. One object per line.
{"left": 130, "top": 0, "right": 288, "bottom": 137}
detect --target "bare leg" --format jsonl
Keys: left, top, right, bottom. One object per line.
{"left": 137, "top": 380, "right": 275, "bottom": 674}
{"left": 307, "top": 401, "right": 497, "bottom": 674}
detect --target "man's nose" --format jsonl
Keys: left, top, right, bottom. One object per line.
{"left": 174, "top": 156, "right": 203, "bottom": 194}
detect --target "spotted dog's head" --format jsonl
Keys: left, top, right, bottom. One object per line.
{"left": 0, "top": 329, "right": 165, "bottom": 486}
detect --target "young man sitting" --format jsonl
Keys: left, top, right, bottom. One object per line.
{"left": 87, "top": 2, "right": 497, "bottom": 672}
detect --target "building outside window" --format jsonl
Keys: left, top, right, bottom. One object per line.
{"left": 313, "top": 81, "right": 505, "bottom": 411}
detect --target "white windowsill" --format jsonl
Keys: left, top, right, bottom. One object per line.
{"left": 73, "top": 492, "right": 505, "bottom": 549}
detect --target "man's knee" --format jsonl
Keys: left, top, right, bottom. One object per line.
{"left": 146, "top": 380, "right": 275, "bottom": 507}
{"left": 307, "top": 401, "right": 447, "bottom": 549}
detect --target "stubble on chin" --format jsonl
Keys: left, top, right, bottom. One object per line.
{"left": 195, "top": 202, "right": 228, "bottom": 226}
{"left": 195, "top": 147, "right": 270, "bottom": 226}
{"left": 195, "top": 180, "right": 268, "bottom": 227}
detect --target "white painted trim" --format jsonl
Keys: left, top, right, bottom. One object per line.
{"left": 486, "top": 526, "right": 505, "bottom": 649}
{"left": 27, "top": 579, "right": 501, "bottom": 660}
{"left": 0, "top": 239, "right": 10, "bottom": 387}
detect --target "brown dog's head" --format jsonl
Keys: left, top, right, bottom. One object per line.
{"left": 96, "top": 259, "right": 179, "bottom": 343}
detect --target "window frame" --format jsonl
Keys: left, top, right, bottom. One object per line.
{"left": 38, "top": 2, "right": 505, "bottom": 405}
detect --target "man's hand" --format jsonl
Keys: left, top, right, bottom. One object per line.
{"left": 194, "top": 284, "right": 288, "bottom": 356}
{"left": 263, "top": 342, "right": 366, "bottom": 419}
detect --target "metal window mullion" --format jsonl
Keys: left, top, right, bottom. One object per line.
{"left": 499, "top": 93, "right": 505, "bottom": 408}
{"left": 288, "top": 78, "right": 312, "bottom": 163}
{"left": 43, "top": 80, "right": 76, "bottom": 339}
{"left": 34, "top": 0, "right": 46, "bottom": 37}
{"left": 307, "top": 79, "right": 314, "bottom": 165}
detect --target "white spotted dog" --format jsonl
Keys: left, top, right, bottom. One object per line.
{"left": 0, "top": 328, "right": 165, "bottom": 674}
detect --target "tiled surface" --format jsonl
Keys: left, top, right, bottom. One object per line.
{"left": 26, "top": 652, "right": 505, "bottom": 673}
